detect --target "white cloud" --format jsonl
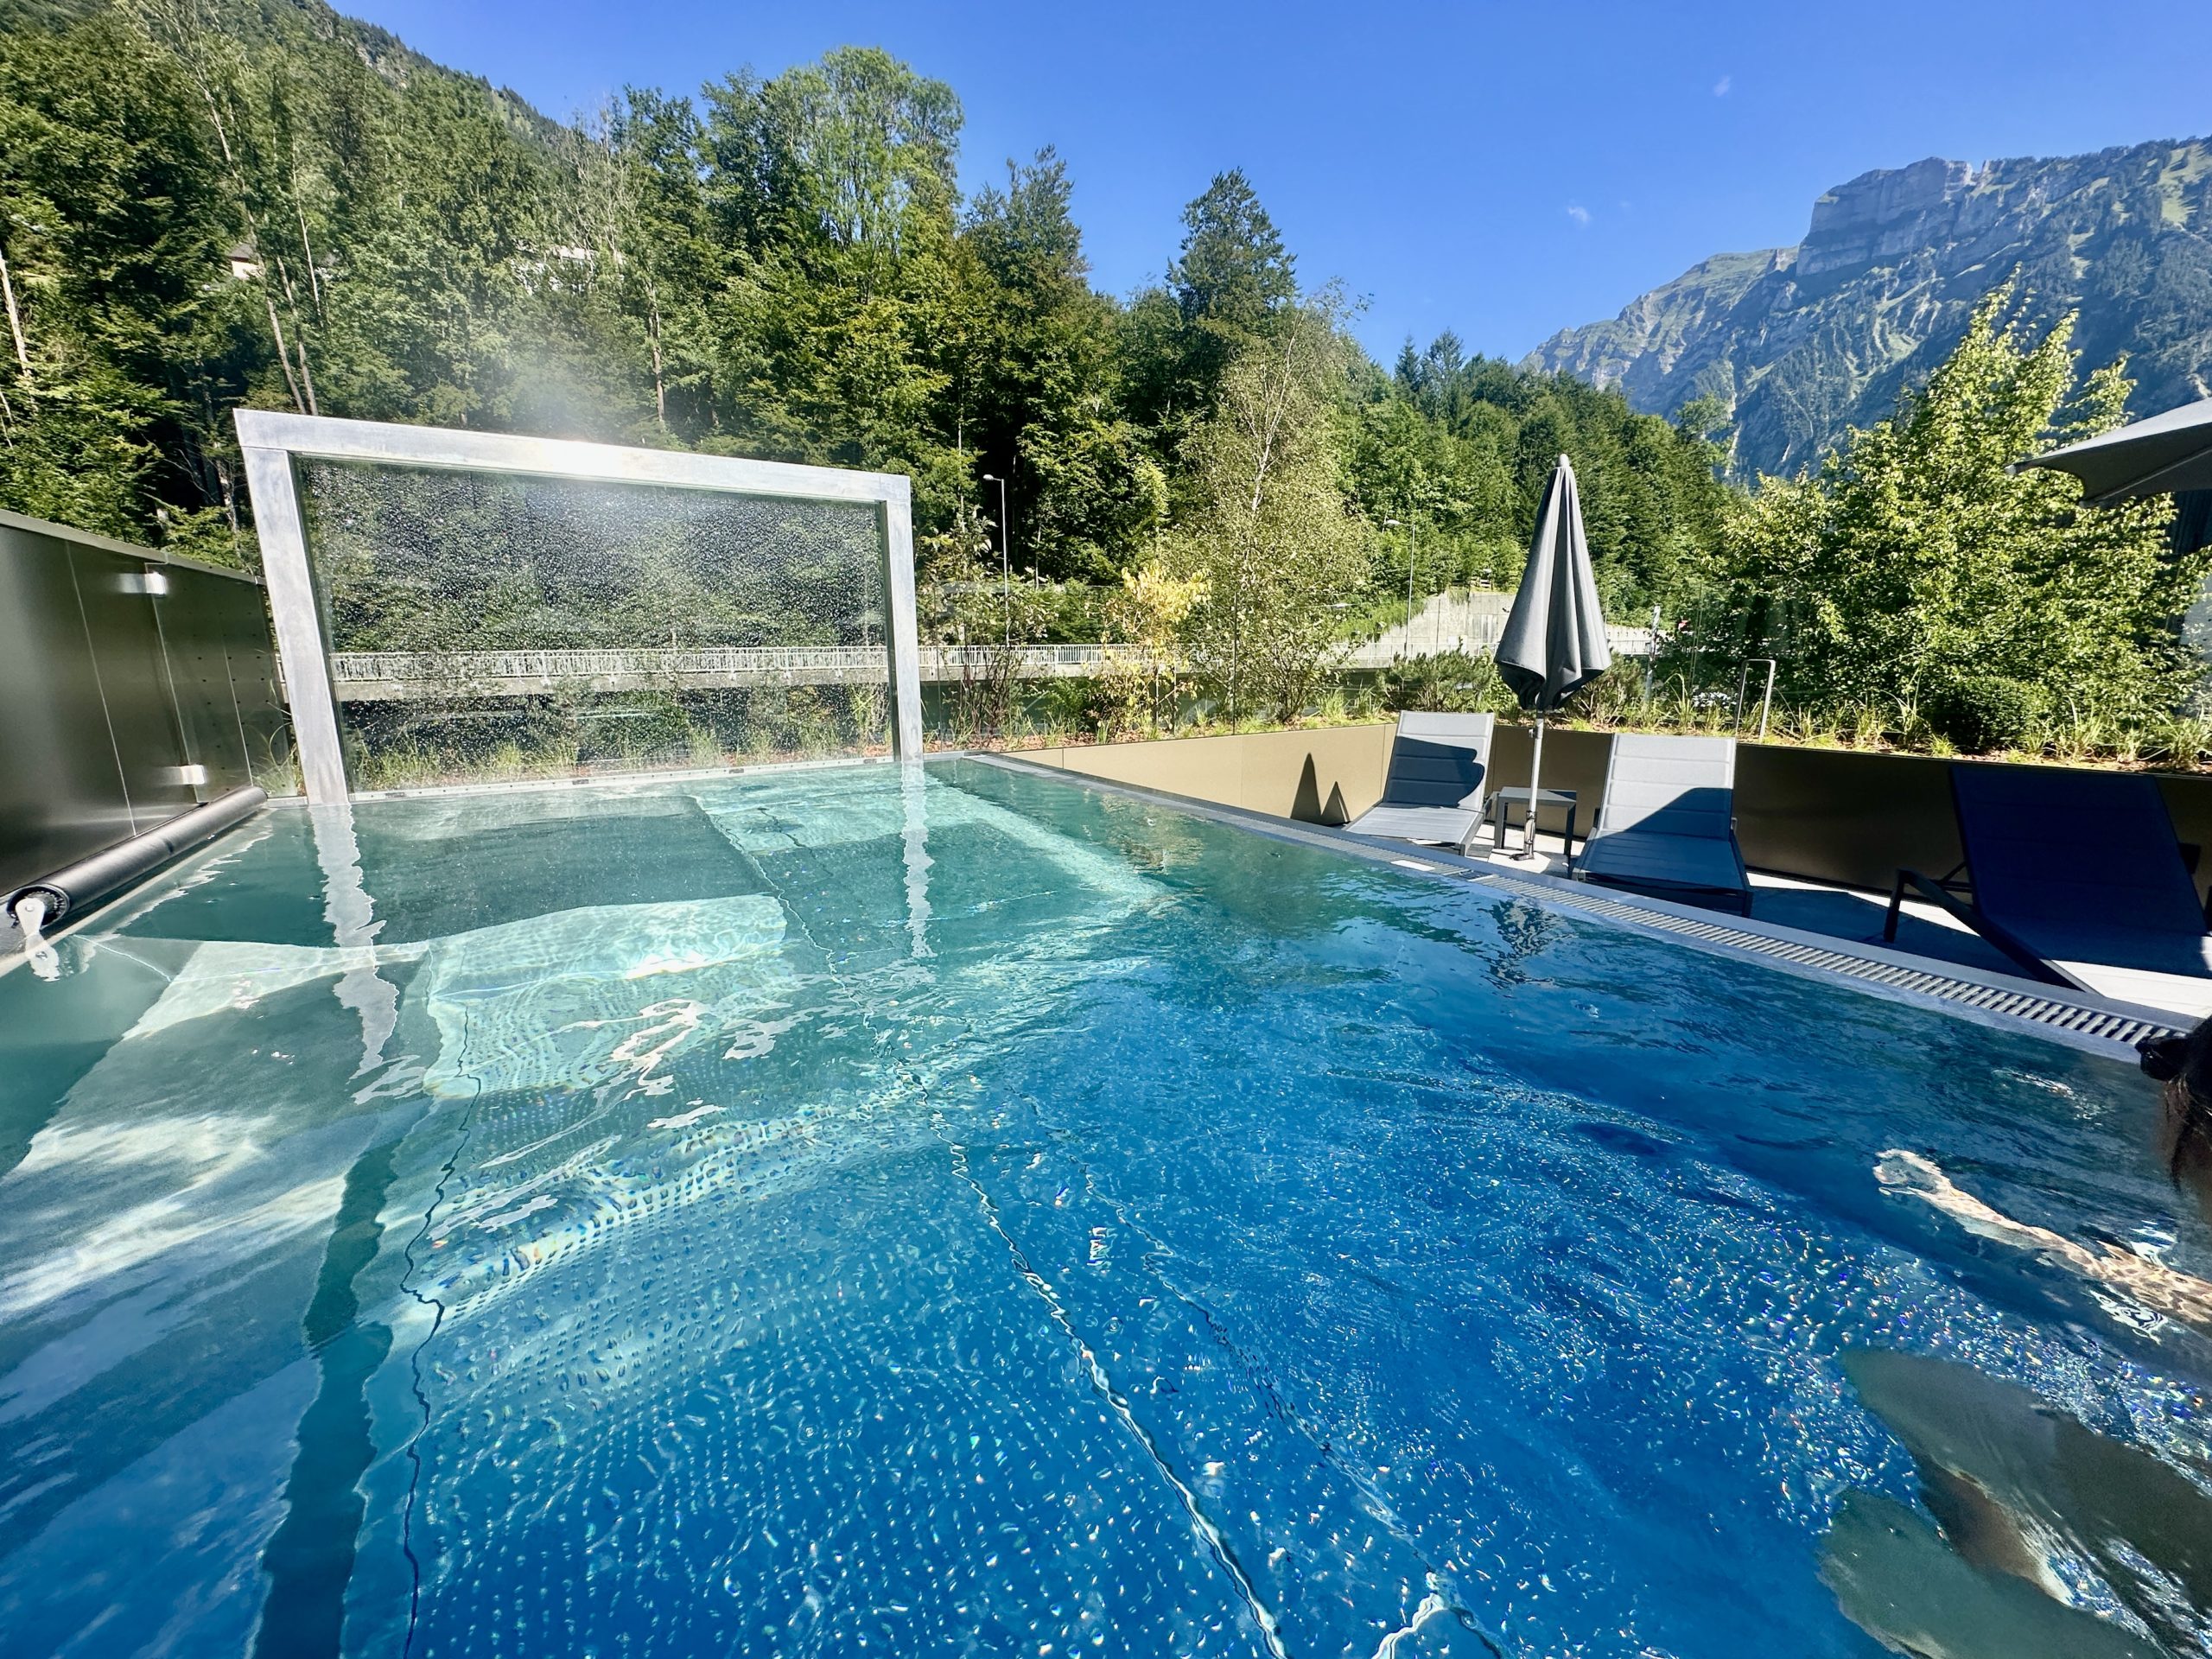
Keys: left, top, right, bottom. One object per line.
{"left": 1713, "top": 74, "right": 1732, "bottom": 97}
{"left": 1565, "top": 203, "right": 1592, "bottom": 227}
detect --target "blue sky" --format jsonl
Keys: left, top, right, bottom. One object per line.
{"left": 352, "top": 0, "right": 2212, "bottom": 364}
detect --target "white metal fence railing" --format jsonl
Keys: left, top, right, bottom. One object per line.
{"left": 325, "top": 643, "right": 1151, "bottom": 690}
{"left": 329, "top": 631, "right": 1658, "bottom": 696}
{"left": 329, "top": 646, "right": 896, "bottom": 682}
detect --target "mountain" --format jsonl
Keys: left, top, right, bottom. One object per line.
{"left": 0, "top": 0, "right": 561, "bottom": 138}
{"left": 1527, "top": 141, "right": 2212, "bottom": 478}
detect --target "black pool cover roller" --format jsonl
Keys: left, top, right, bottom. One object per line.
{"left": 7, "top": 785, "right": 269, "bottom": 926}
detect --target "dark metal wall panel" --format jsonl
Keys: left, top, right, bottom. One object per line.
{"left": 1738, "top": 746, "right": 2212, "bottom": 907}
{"left": 1486, "top": 726, "right": 1980, "bottom": 892}
{"left": 0, "top": 514, "right": 287, "bottom": 902}
{"left": 2151, "top": 777, "right": 2212, "bottom": 910}
{"left": 155, "top": 569, "right": 272, "bottom": 793}
{"left": 1732, "top": 745, "right": 1964, "bottom": 891}
{"left": 66, "top": 543, "right": 196, "bottom": 829}
{"left": 0, "top": 528, "right": 137, "bottom": 894}
{"left": 219, "top": 584, "right": 291, "bottom": 791}
{"left": 1489, "top": 724, "right": 1615, "bottom": 836}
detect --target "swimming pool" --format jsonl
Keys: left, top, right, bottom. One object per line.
{"left": 3, "top": 759, "right": 2208, "bottom": 1657}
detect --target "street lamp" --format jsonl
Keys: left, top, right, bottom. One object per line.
{"left": 981, "top": 472, "right": 1012, "bottom": 649}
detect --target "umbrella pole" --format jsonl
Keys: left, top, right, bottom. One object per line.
{"left": 1523, "top": 716, "right": 1547, "bottom": 856}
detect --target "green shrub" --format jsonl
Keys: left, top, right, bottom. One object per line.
{"left": 1378, "top": 651, "right": 1502, "bottom": 714}
{"left": 1923, "top": 674, "right": 2049, "bottom": 753}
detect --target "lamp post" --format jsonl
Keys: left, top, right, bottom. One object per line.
{"left": 981, "top": 472, "right": 1012, "bottom": 649}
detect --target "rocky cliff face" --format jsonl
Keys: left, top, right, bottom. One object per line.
{"left": 1527, "top": 138, "right": 2212, "bottom": 478}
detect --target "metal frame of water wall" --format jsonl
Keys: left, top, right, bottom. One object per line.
{"left": 0, "top": 508, "right": 284, "bottom": 914}
{"left": 233, "top": 410, "right": 924, "bottom": 804}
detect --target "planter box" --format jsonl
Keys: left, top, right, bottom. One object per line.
{"left": 1020, "top": 723, "right": 1395, "bottom": 824}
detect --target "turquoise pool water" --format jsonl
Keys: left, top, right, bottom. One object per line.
{"left": 2, "top": 760, "right": 2209, "bottom": 1658}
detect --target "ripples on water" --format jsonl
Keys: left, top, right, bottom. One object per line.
{"left": 1, "top": 760, "right": 2209, "bottom": 1657}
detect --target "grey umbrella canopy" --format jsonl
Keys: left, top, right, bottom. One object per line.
{"left": 1497, "top": 454, "right": 1612, "bottom": 709}
{"left": 2015, "top": 396, "right": 2212, "bottom": 503}
{"left": 1495, "top": 454, "right": 1611, "bottom": 855}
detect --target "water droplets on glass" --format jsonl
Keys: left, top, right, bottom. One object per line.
{"left": 300, "top": 460, "right": 891, "bottom": 788}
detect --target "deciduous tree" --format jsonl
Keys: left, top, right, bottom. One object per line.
{"left": 1168, "top": 293, "right": 1367, "bottom": 724}
{"left": 1708, "top": 287, "right": 2196, "bottom": 747}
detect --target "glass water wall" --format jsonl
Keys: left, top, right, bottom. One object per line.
{"left": 299, "top": 461, "right": 891, "bottom": 789}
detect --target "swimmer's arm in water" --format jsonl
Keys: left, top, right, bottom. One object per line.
{"left": 1875, "top": 1149, "right": 2212, "bottom": 1327}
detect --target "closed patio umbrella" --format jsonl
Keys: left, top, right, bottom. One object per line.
{"left": 2015, "top": 397, "right": 2212, "bottom": 556}
{"left": 2014, "top": 396, "right": 2212, "bottom": 505}
{"left": 1495, "top": 454, "right": 1611, "bottom": 855}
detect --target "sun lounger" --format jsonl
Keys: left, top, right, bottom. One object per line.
{"left": 1574, "top": 734, "right": 1751, "bottom": 914}
{"left": 1885, "top": 763, "right": 2212, "bottom": 1009}
{"left": 1344, "top": 712, "right": 1497, "bottom": 851}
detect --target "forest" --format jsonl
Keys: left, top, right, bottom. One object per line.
{"left": 0, "top": 4, "right": 1725, "bottom": 602}
{"left": 0, "top": 0, "right": 2200, "bottom": 766}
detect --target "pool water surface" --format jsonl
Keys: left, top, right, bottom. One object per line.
{"left": 2, "top": 759, "right": 2209, "bottom": 1657}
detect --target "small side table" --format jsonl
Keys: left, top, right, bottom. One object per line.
{"left": 1487, "top": 787, "right": 1579, "bottom": 859}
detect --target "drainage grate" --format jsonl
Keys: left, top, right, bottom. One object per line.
{"left": 1516, "top": 879, "right": 2181, "bottom": 1048}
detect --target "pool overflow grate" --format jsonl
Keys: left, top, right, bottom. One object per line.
{"left": 960, "top": 754, "right": 2183, "bottom": 1052}
{"left": 1512, "top": 880, "right": 2182, "bottom": 1049}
